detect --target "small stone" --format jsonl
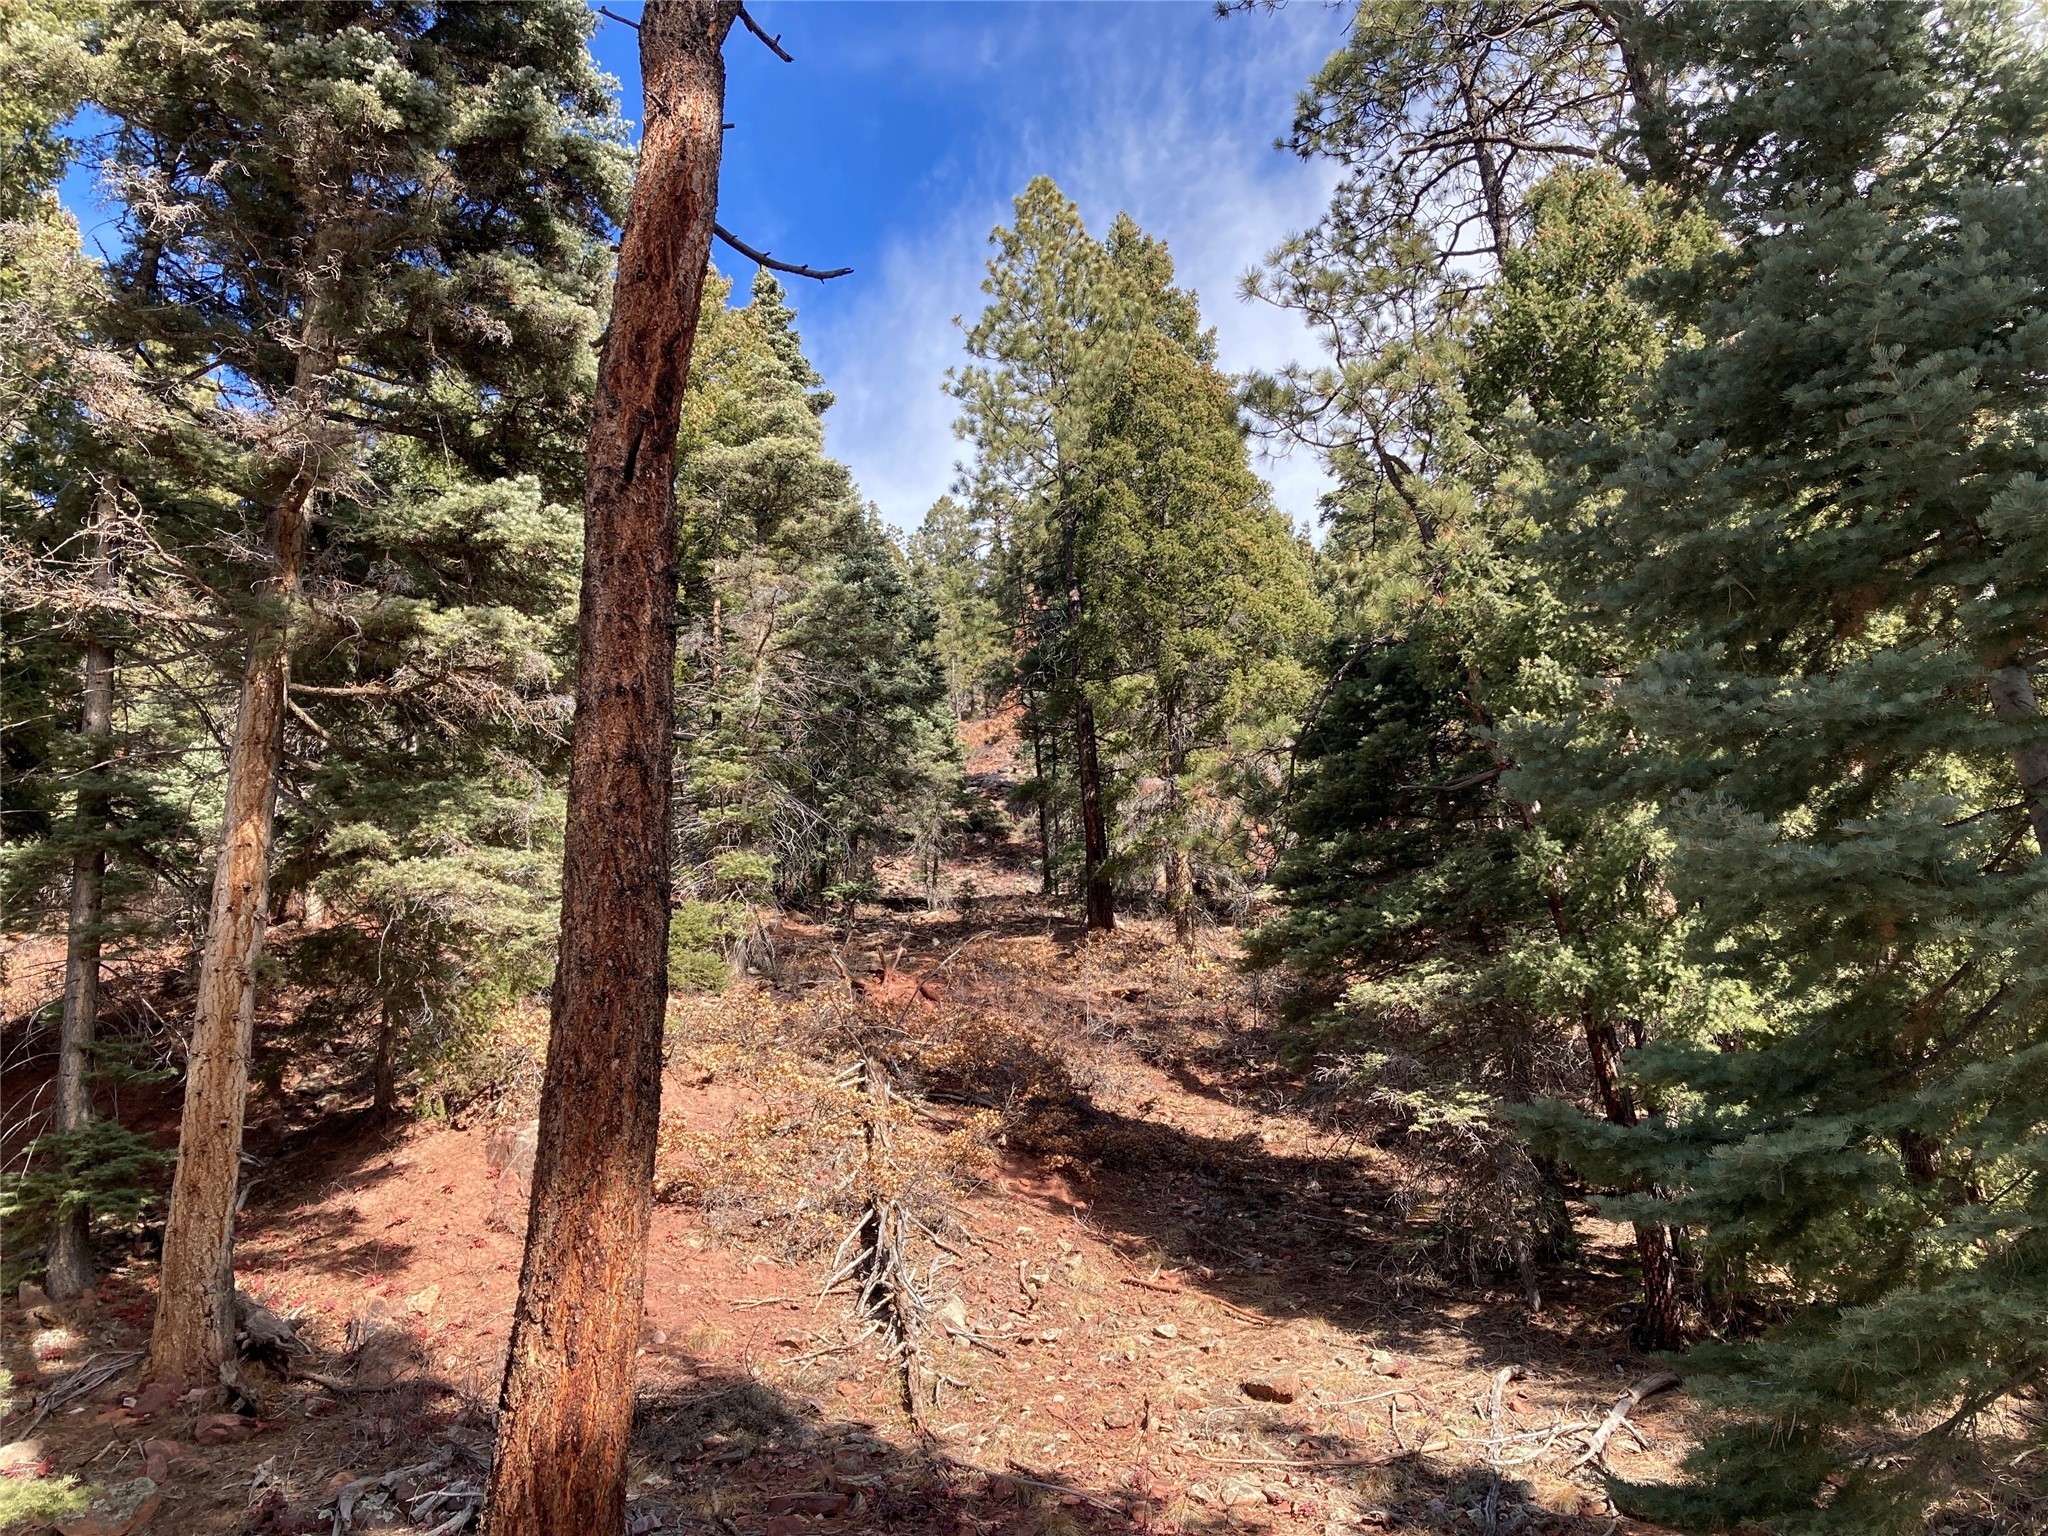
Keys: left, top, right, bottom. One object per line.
{"left": 121, "top": 1382, "right": 180, "bottom": 1421}
{"left": 1186, "top": 1483, "right": 1216, "bottom": 1505}
{"left": 1101, "top": 1407, "right": 1136, "bottom": 1429}
{"left": 194, "top": 1412, "right": 259, "bottom": 1445}
{"left": 404, "top": 1283, "right": 440, "bottom": 1315}
{"left": 140, "top": 1438, "right": 187, "bottom": 1483}
{"left": 0, "top": 1439, "right": 47, "bottom": 1478}
{"left": 1222, "top": 1481, "right": 1264, "bottom": 1508}
{"left": 1367, "top": 1348, "right": 1394, "bottom": 1365}
{"left": 833, "top": 1379, "right": 860, "bottom": 1397}
{"left": 1240, "top": 1372, "right": 1299, "bottom": 1404}
{"left": 1152, "top": 1322, "right": 1178, "bottom": 1339}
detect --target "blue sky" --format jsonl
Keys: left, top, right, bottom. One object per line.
{"left": 676, "top": 1, "right": 1345, "bottom": 531}
{"left": 61, "top": 2, "right": 1347, "bottom": 532}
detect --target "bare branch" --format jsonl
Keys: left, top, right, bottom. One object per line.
{"left": 735, "top": 3, "right": 793, "bottom": 62}
{"left": 713, "top": 223, "right": 851, "bottom": 281}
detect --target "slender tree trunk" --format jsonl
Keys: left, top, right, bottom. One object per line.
{"left": 1581, "top": 1009, "right": 1683, "bottom": 1350}
{"left": 48, "top": 488, "right": 119, "bottom": 1300}
{"left": 486, "top": 5, "right": 734, "bottom": 1529}
{"left": 1989, "top": 663, "right": 2048, "bottom": 854}
{"left": 149, "top": 315, "right": 329, "bottom": 1384}
{"left": 1163, "top": 745, "right": 1191, "bottom": 947}
{"left": 1029, "top": 714, "right": 1053, "bottom": 894}
{"left": 1074, "top": 697, "right": 1113, "bottom": 931}
{"left": 372, "top": 999, "right": 397, "bottom": 1119}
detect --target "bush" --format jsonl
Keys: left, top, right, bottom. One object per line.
{"left": 0, "top": 1119, "right": 172, "bottom": 1286}
{"left": 669, "top": 899, "right": 750, "bottom": 994}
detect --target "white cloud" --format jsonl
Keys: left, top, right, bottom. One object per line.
{"left": 804, "top": 3, "right": 1344, "bottom": 535}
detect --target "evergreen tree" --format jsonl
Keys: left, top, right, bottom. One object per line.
{"left": 673, "top": 268, "right": 959, "bottom": 950}
{"left": 1515, "top": 4, "right": 2048, "bottom": 1526}
{"left": 64, "top": 0, "right": 626, "bottom": 1386}
{"left": 954, "top": 180, "right": 1317, "bottom": 930}
{"left": 1074, "top": 327, "right": 1324, "bottom": 940}
{"left": 908, "top": 494, "right": 1005, "bottom": 721}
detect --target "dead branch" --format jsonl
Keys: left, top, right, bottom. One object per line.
{"left": 734, "top": 3, "right": 792, "bottom": 60}
{"left": 713, "top": 224, "right": 851, "bottom": 282}
{"left": 1569, "top": 1370, "right": 1680, "bottom": 1472}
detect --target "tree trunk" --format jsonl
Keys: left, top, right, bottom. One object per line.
{"left": 486, "top": 5, "right": 734, "bottom": 1530}
{"left": 372, "top": 998, "right": 397, "bottom": 1119}
{"left": 1029, "top": 716, "right": 1053, "bottom": 894}
{"left": 1074, "top": 697, "right": 1114, "bottom": 931}
{"left": 1580, "top": 1009, "right": 1683, "bottom": 1350}
{"left": 1162, "top": 749, "right": 1191, "bottom": 947}
{"left": 48, "top": 487, "right": 118, "bottom": 1300}
{"left": 1989, "top": 663, "right": 2048, "bottom": 855}
{"left": 149, "top": 330, "right": 329, "bottom": 1388}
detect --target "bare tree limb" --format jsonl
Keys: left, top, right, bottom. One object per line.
{"left": 713, "top": 223, "right": 851, "bottom": 281}
{"left": 735, "top": 3, "right": 793, "bottom": 61}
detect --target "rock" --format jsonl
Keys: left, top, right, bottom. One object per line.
{"left": 1240, "top": 1371, "right": 1300, "bottom": 1404}
{"left": 194, "top": 1412, "right": 260, "bottom": 1445}
{"left": 139, "top": 1439, "right": 187, "bottom": 1483}
{"left": 0, "top": 1439, "right": 48, "bottom": 1478}
{"left": 1186, "top": 1484, "right": 1217, "bottom": 1506}
{"left": 986, "top": 1476, "right": 1016, "bottom": 1502}
{"left": 1222, "top": 1481, "right": 1264, "bottom": 1508}
{"left": 934, "top": 1296, "right": 970, "bottom": 1336}
{"left": 1367, "top": 1348, "right": 1394, "bottom": 1365}
{"left": 404, "top": 1283, "right": 440, "bottom": 1316}
{"left": 120, "top": 1382, "right": 181, "bottom": 1421}
{"left": 1152, "top": 1322, "right": 1178, "bottom": 1339}
{"left": 1101, "top": 1407, "right": 1136, "bottom": 1429}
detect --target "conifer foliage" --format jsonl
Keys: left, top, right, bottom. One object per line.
{"left": 948, "top": 179, "right": 1323, "bottom": 934}
{"left": 1517, "top": 4, "right": 2048, "bottom": 1525}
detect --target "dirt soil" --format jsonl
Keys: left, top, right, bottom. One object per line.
{"left": 0, "top": 726, "right": 1701, "bottom": 1536}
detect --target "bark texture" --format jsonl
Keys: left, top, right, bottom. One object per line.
{"left": 1989, "top": 663, "right": 2048, "bottom": 855}
{"left": 47, "top": 488, "right": 118, "bottom": 1300}
{"left": 148, "top": 344, "right": 328, "bottom": 1386}
{"left": 484, "top": 4, "right": 736, "bottom": 1529}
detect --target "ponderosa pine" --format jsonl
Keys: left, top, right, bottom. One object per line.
{"left": 486, "top": 2, "right": 735, "bottom": 1528}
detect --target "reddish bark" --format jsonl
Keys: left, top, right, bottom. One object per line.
{"left": 484, "top": 3, "right": 737, "bottom": 1529}
{"left": 149, "top": 374, "right": 325, "bottom": 1385}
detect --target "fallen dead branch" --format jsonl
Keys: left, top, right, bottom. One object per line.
{"left": 1216, "top": 1298, "right": 1287, "bottom": 1327}
{"left": 1570, "top": 1370, "right": 1681, "bottom": 1473}
{"left": 5, "top": 1350, "right": 141, "bottom": 1436}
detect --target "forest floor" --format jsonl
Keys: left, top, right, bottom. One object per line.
{"left": 0, "top": 721, "right": 1710, "bottom": 1536}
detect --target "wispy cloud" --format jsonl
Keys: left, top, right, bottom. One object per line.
{"left": 799, "top": 3, "right": 1343, "bottom": 534}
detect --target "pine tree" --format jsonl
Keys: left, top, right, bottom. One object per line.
{"left": 1516, "top": 4, "right": 2048, "bottom": 1526}
{"left": 1073, "top": 325, "right": 1324, "bottom": 941}
{"left": 909, "top": 494, "right": 1005, "bottom": 721}
{"left": 954, "top": 181, "right": 1315, "bottom": 931}
{"left": 69, "top": 0, "right": 627, "bottom": 1388}
{"left": 672, "top": 268, "right": 959, "bottom": 944}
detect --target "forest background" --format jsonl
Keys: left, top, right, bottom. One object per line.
{"left": 3, "top": 3, "right": 2047, "bottom": 1534}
